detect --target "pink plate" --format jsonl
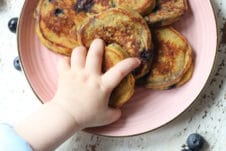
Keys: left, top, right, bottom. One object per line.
{"left": 18, "top": 0, "right": 217, "bottom": 136}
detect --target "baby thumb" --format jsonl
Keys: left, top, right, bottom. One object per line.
{"left": 105, "top": 109, "right": 122, "bottom": 125}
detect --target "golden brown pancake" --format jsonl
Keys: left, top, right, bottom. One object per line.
{"left": 78, "top": 7, "right": 153, "bottom": 79}
{"left": 35, "top": 0, "right": 85, "bottom": 55}
{"left": 113, "top": 0, "right": 156, "bottom": 15}
{"left": 140, "top": 26, "right": 192, "bottom": 90}
{"left": 145, "top": 0, "right": 188, "bottom": 27}
{"left": 104, "top": 44, "right": 135, "bottom": 108}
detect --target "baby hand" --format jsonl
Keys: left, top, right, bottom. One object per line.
{"left": 52, "top": 39, "right": 140, "bottom": 129}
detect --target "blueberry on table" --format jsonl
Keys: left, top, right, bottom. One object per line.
{"left": 186, "top": 133, "right": 204, "bottom": 151}
{"left": 181, "top": 149, "right": 192, "bottom": 151}
{"left": 13, "top": 56, "right": 22, "bottom": 71}
{"left": 8, "top": 17, "right": 18, "bottom": 33}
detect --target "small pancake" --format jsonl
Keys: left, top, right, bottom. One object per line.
{"left": 104, "top": 44, "right": 135, "bottom": 108}
{"left": 79, "top": 7, "right": 153, "bottom": 79}
{"left": 145, "top": 0, "right": 188, "bottom": 27}
{"left": 142, "top": 26, "right": 192, "bottom": 90}
{"left": 35, "top": 0, "right": 86, "bottom": 55}
{"left": 113, "top": 0, "right": 156, "bottom": 15}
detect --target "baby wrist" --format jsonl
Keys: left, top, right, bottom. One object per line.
{"left": 49, "top": 100, "right": 82, "bottom": 130}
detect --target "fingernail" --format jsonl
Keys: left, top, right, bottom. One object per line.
{"left": 95, "top": 38, "right": 105, "bottom": 44}
{"left": 135, "top": 58, "right": 141, "bottom": 65}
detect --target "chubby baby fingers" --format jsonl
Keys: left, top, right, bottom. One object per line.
{"left": 70, "top": 46, "right": 87, "bottom": 70}
{"left": 57, "top": 57, "right": 70, "bottom": 74}
{"left": 102, "top": 58, "right": 140, "bottom": 90}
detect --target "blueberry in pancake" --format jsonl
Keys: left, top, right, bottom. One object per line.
{"left": 75, "top": 0, "right": 114, "bottom": 14}
{"left": 75, "top": 0, "right": 156, "bottom": 15}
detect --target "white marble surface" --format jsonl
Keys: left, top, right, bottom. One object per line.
{"left": 0, "top": 0, "right": 226, "bottom": 150}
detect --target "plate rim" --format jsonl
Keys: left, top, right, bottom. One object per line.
{"left": 17, "top": 0, "right": 218, "bottom": 137}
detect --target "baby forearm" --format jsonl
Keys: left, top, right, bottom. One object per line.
{"left": 14, "top": 101, "right": 80, "bottom": 151}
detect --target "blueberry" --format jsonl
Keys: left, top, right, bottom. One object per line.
{"left": 74, "top": 0, "right": 94, "bottom": 12}
{"left": 54, "top": 8, "right": 63, "bottom": 16}
{"left": 181, "top": 149, "right": 192, "bottom": 151}
{"left": 13, "top": 56, "right": 21, "bottom": 71}
{"left": 8, "top": 17, "right": 18, "bottom": 33}
{"left": 140, "top": 49, "right": 152, "bottom": 62}
{"left": 186, "top": 133, "right": 204, "bottom": 151}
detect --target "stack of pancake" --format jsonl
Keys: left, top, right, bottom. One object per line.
{"left": 34, "top": 0, "right": 193, "bottom": 108}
